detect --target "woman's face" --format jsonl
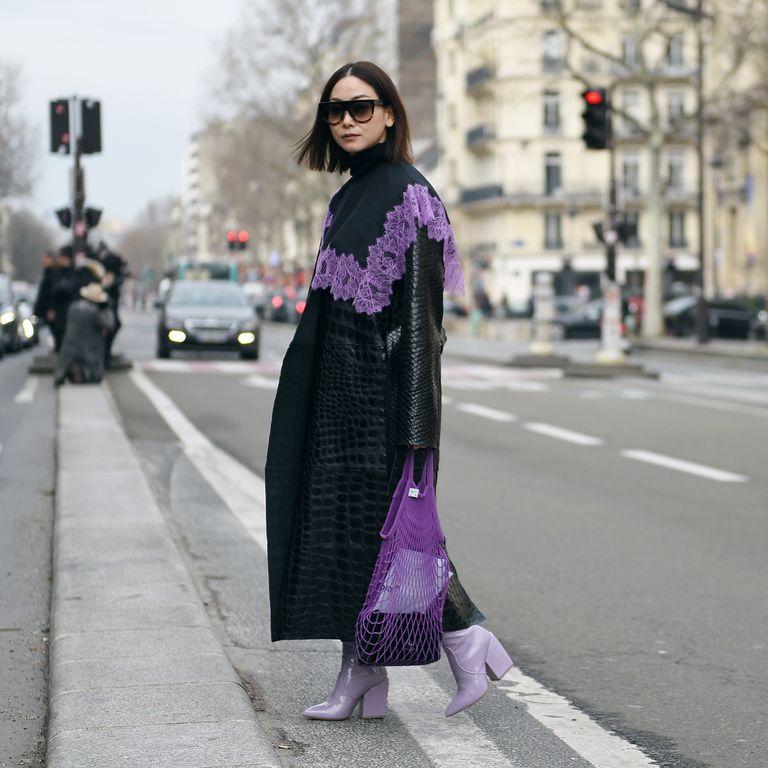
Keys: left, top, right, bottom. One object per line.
{"left": 327, "top": 75, "right": 394, "bottom": 156}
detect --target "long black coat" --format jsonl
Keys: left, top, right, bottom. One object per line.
{"left": 54, "top": 298, "right": 113, "bottom": 385}
{"left": 265, "top": 145, "right": 483, "bottom": 642}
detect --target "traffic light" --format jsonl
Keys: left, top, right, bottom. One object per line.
{"left": 80, "top": 100, "right": 102, "bottom": 154}
{"left": 227, "top": 230, "right": 238, "bottom": 251}
{"left": 617, "top": 215, "right": 638, "bottom": 245}
{"left": 237, "top": 230, "right": 249, "bottom": 250}
{"left": 580, "top": 88, "right": 610, "bottom": 150}
{"left": 84, "top": 207, "right": 103, "bottom": 228}
{"left": 50, "top": 99, "right": 71, "bottom": 154}
{"left": 55, "top": 207, "right": 72, "bottom": 228}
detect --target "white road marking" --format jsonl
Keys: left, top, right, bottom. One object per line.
{"left": 580, "top": 390, "right": 606, "bottom": 400}
{"left": 498, "top": 668, "right": 658, "bottom": 768}
{"left": 129, "top": 369, "right": 267, "bottom": 549}
{"left": 14, "top": 378, "right": 38, "bottom": 404}
{"left": 128, "top": 369, "right": 518, "bottom": 767}
{"left": 127, "top": 368, "right": 660, "bottom": 768}
{"left": 621, "top": 450, "right": 748, "bottom": 483}
{"left": 443, "top": 378, "right": 496, "bottom": 391}
{"left": 441, "top": 395, "right": 454, "bottom": 406}
{"left": 243, "top": 374, "right": 278, "bottom": 391}
{"left": 138, "top": 359, "right": 281, "bottom": 375}
{"left": 524, "top": 423, "right": 604, "bottom": 446}
{"left": 620, "top": 389, "right": 652, "bottom": 400}
{"left": 456, "top": 403, "right": 517, "bottom": 422}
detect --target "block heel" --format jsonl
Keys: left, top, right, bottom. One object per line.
{"left": 484, "top": 633, "right": 513, "bottom": 681}
{"left": 359, "top": 679, "right": 389, "bottom": 719}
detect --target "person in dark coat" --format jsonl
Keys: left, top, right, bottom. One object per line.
{"left": 265, "top": 61, "right": 512, "bottom": 722}
{"left": 49, "top": 248, "right": 77, "bottom": 352}
{"left": 33, "top": 251, "right": 57, "bottom": 327}
{"left": 54, "top": 281, "right": 114, "bottom": 386}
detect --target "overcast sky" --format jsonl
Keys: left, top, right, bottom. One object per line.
{"left": 2, "top": 0, "right": 245, "bottom": 229}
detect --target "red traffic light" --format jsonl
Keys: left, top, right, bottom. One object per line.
{"left": 226, "top": 230, "right": 238, "bottom": 242}
{"left": 583, "top": 89, "right": 604, "bottom": 106}
{"left": 237, "top": 230, "right": 249, "bottom": 244}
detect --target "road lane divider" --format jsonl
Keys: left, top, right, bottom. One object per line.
{"left": 14, "top": 378, "right": 38, "bottom": 404}
{"left": 129, "top": 368, "right": 660, "bottom": 768}
{"left": 621, "top": 450, "right": 748, "bottom": 483}
{"left": 524, "top": 423, "right": 604, "bottom": 447}
{"left": 456, "top": 403, "right": 517, "bottom": 422}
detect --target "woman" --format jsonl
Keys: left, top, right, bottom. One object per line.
{"left": 265, "top": 61, "right": 512, "bottom": 721}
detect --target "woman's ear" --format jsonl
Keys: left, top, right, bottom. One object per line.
{"left": 385, "top": 108, "right": 395, "bottom": 128}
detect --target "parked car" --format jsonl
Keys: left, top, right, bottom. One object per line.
{"left": 12, "top": 282, "right": 40, "bottom": 347}
{"left": 549, "top": 298, "right": 632, "bottom": 352}
{"left": 663, "top": 296, "right": 757, "bottom": 339}
{"left": 751, "top": 309, "right": 767, "bottom": 340}
{"left": 156, "top": 279, "right": 260, "bottom": 359}
{"left": 0, "top": 274, "right": 23, "bottom": 355}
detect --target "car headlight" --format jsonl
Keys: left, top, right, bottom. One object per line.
{"left": 0, "top": 311, "right": 16, "bottom": 325}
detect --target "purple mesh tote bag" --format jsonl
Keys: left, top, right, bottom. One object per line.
{"left": 355, "top": 449, "right": 452, "bottom": 666}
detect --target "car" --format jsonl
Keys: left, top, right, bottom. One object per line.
{"left": 12, "top": 282, "right": 40, "bottom": 348}
{"left": 156, "top": 279, "right": 260, "bottom": 359}
{"left": 663, "top": 296, "right": 757, "bottom": 339}
{"left": 549, "top": 298, "right": 632, "bottom": 352}
{"left": 0, "top": 274, "right": 23, "bottom": 355}
{"left": 264, "top": 286, "right": 307, "bottom": 323}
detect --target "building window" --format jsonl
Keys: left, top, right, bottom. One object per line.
{"left": 667, "top": 91, "right": 685, "bottom": 129}
{"left": 542, "top": 30, "right": 563, "bottom": 72}
{"left": 666, "top": 35, "right": 684, "bottom": 67}
{"left": 669, "top": 210, "right": 686, "bottom": 247}
{"left": 622, "top": 153, "right": 641, "bottom": 196}
{"left": 667, "top": 151, "right": 685, "bottom": 192}
{"left": 622, "top": 90, "right": 641, "bottom": 133}
{"left": 621, "top": 35, "right": 637, "bottom": 67}
{"left": 448, "top": 103, "right": 457, "bottom": 128}
{"left": 544, "top": 153, "right": 562, "bottom": 196}
{"left": 543, "top": 91, "right": 561, "bottom": 133}
{"left": 545, "top": 212, "right": 563, "bottom": 249}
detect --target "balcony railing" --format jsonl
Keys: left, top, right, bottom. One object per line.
{"left": 466, "top": 65, "right": 495, "bottom": 95}
{"left": 459, "top": 185, "right": 504, "bottom": 205}
{"left": 466, "top": 124, "right": 495, "bottom": 153}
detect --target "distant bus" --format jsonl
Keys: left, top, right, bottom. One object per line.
{"left": 175, "top": 261, "right": 238, "bottom": 282}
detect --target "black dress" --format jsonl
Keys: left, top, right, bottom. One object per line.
{"left": 265, "top": 143, "right": 484, "bottom": 642}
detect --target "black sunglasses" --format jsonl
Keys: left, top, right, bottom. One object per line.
{"left": 318, "top": 99, "right": 385, "bottom": 125}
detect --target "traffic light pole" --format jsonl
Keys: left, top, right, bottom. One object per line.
{"left": 596, "top": 86, "right": 627, "bottom": 366}
{"left": 71, "top": 95, "right": 87, "bottom": 255}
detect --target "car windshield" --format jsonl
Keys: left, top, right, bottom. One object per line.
{"left": 168, "top": 282, "right": 248, "bottom": 307}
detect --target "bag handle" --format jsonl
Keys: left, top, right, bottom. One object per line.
{"left": 415, "top": 448, "right": 434, "bottom": 494}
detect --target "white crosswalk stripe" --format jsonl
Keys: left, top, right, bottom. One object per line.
{"left": 621, "top": 450, "right": 748, "bottom": 483}
{"left": 130, "top": 368, "right": 660, "bottom": 768}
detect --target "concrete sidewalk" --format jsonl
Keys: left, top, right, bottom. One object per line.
{"left": 47, "top": 385, "right": 280, "bottom": 767}
{"left": 444, "top": 328, "right": 768, "bottom": 366}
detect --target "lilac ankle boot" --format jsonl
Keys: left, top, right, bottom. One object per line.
{"left": 303, "top": 642, "right": 388, "bottom": 720}
{"left": 442, "top": 626, "right": 513, "bottom": 717}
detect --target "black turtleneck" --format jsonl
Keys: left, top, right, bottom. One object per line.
{"left": 347, "top": 142, "right": 387, "bottom": 177}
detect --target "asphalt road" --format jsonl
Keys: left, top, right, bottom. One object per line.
{"left": 0, "top": 340, "right": 55, "bottom": 768}
{"left": 106, "top": 308, "right": 768, "bottom": 768}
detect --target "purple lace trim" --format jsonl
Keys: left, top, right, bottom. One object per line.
{"left": 312, "top": 184, "right": 464, "bottom": 315}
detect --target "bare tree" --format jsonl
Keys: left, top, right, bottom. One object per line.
{"left": 6, "top": 208, "right": 55, "bottom": 282}
{"left": 208, "top": 0, "right": 384, "bottom": 269}
{"left": 118, "top": 197, "right": 179, "bottom": 280}
{"left": 548, "top": 0, "right": 753, "bottom": 336}
{"left": 0, "top": 61, "right": 35, "bottom": 199}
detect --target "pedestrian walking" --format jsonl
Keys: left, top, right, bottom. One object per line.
{"left": 49, "top": 247, "right": 77, "bottom": 352}
{"left": 265, "top": 61, "right": 512, "bottom": 721}
{"left": 53, "top": 281, "right": 114, "bottom": 386}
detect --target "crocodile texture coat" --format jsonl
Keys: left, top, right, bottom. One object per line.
{"left": 265, "top": 144, "right": 484, "bottom": 642}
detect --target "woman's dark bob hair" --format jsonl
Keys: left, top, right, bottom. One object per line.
{"left": 295, "top": 61, "right": 413, "bottom": 173}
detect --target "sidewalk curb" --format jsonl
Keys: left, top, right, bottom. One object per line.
{"left": 46, "top": 384, "right": 280, "bottom": 768}
{"left": 633, "top": 339, "right": 768, "bottom": 363}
